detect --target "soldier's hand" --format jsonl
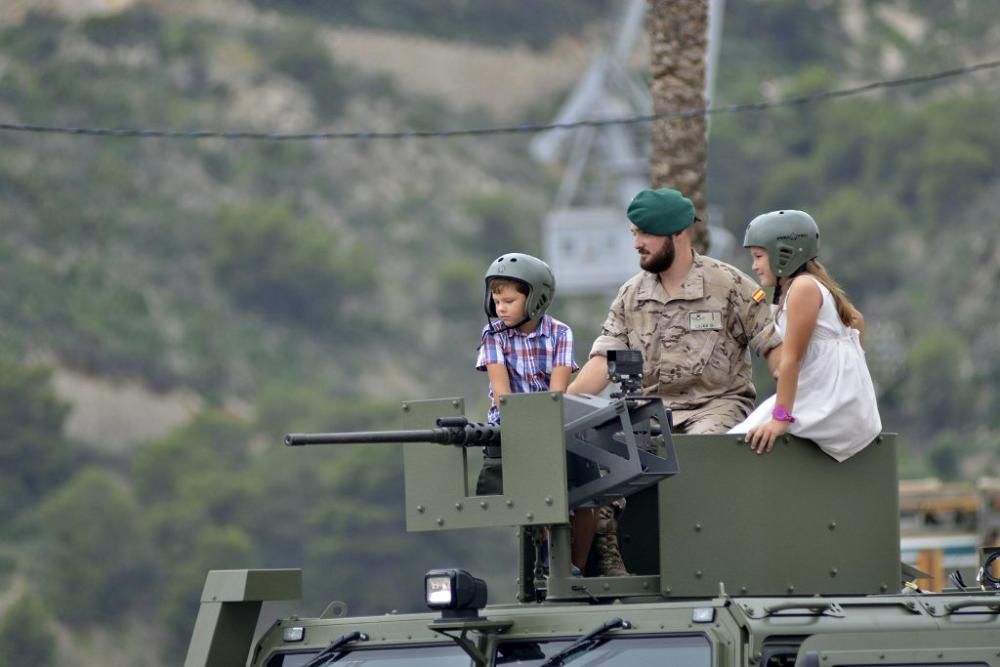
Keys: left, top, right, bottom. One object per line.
{"left": 745, "top": 419, "right": 788, "bottom": 454}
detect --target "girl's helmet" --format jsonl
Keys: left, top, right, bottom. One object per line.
{"left": 483, "top": 253, "right": 555, "bottom": 321}
{"left": 743, "top": 210, "right": 820, "bottom": 277}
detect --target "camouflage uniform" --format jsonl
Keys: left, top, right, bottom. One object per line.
{"left": 592, "top": 252, "right": 779, "bottom": 430}
{"left": 590, "top": 252, "right": 780, "bottom": 575}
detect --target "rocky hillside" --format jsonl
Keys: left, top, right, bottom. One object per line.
{"left": 0, "top": 2, "right": 611, "bottom": 453}
{"left": 0, "top": 2, "right": 998, "bottom": 665}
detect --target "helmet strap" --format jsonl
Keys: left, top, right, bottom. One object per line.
{"left": 479, "top": 314, "right": 532, "bottom": 349}
{"left": 492, "top": 314, "right": 532, "bottom": 333}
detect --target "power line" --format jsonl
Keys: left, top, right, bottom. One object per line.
{"left": 1, "top": 58, "right": 998, "bottom": 142}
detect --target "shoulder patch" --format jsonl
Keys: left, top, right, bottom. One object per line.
{"left": 752, "top": 288, "right": 766, "bottom": 303}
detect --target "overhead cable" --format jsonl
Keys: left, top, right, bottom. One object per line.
{"left": 0, "top": 58, "right": 998, "bottom": 142}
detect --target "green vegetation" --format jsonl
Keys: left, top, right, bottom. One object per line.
{"left": 436, "top": 258, "right": 483, "bottom": 320}
{"left": 462, "top": 192, "right": 537, "bottom": 256}
{"left": 82, "top": 6, "right": 163, "bottom": 48}
{"left": 0, "top": 245, "right": 176, "bottom": 386}
{"left": 38, "top": 468, "right": 147, "bottom": 624}
{"left": 249, "top": 0, "right": 614, "bottom": 49}
{"left": 211, "top": 202, "right": 374, "bottom": 330}
{"left": 257, "top": 27, "right": 350, "bottom": 120}
{"left": 0, "top": 8, "right": 521, "bottom": 398}
{"left": 0, "top": 595, "right": 57, "bottom": 667}
{"left": 0, "top": 3, "right": 997, "bottom": 665}
{"left": 0, "top": 362, "right": 75, "bottom": 527}
{"left": 0, "top": 12, "right": 64, "bottom": 62}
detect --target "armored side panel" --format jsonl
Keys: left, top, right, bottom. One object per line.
{"left": 796, "top": 629, "right": 1000, "bottom": 667}
{"left": 652, "top": 433, "right": 899, "bottom": 596}
{"left": 403, "top": 394, "right": 569, "bottom": 530}
{"left": 184, "top": 569, "right": 302, "bottom": 667}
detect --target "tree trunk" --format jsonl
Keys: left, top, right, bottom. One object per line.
{"left": 647, "top": 0, "right": 710, "bottom": 253}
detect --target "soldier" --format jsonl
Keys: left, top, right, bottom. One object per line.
{"left": 568, "top": 188, "right": 781, "bottom": 575}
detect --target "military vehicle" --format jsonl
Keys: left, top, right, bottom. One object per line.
{"left": 184, "top": 358, "right": 1000, "bottom": 666}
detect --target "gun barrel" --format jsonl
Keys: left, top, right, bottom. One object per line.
{"left": 285, "top": 423, "right": 501, "bottom": 447}
{"left": 285, "top": 429, "right": 442, "bottom": 446}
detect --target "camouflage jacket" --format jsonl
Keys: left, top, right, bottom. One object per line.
{"left": 590, "top": 253, "right": 780, "bottom": 425}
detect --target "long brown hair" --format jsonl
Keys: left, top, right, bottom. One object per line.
{"left": 776, "top": 259, "right": 858, "bottom": 327}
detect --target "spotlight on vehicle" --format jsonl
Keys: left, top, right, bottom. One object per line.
{"left": 425, "top": 569, "right": 488, "bottom": 620}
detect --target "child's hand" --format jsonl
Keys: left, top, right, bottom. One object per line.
{"left": 745, "top": 419, "right": 789, "bottom": 454}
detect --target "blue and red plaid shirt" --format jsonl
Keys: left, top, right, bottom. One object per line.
{"left": 476, "top": 314, "right": 578, "bottom": 424}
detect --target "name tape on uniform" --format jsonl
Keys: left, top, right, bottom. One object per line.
{"left": 689, "top": 311, "right": 722, "bottom": 331}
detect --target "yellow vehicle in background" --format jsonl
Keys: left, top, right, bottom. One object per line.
{"left": 900, "top": 477, "right": 1000, "bottom": 591}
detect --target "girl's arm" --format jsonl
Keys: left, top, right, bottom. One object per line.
{"left": 766, "top": 343, "right": 782, "bottom": 379}
{"left": 746, "top": 277, "right": 821, "bottom": 454}
{"left": 549, "top": 366, "right": 573, "bottom": 392}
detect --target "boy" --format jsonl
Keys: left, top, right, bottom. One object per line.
{"left": 476, "top": 252, "right": 594, "bottom": 572}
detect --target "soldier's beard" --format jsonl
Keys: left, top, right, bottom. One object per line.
{"left": 640, "top": 236, "right": 676, "bottom": 274}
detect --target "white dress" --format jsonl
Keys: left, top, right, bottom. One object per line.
{"left": 729, "top": 276, "right": 882, "bottom": 462}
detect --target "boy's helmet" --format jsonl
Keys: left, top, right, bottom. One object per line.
{"left": 483, "top": 253, "right": 556, "bottom": 321}
{"left": 743, "top": 210, "right": 820, "bottom": 277}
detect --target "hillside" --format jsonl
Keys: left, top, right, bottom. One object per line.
{"left": 0, "top": 5, "right": 614, "bottom": 664}
{"left": 0, "top": 2, "right": 998, "bottom": 665}
{"left": 0, "top": 4, "right": 598, "bottom": 439}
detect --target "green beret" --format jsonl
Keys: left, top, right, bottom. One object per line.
{"left": 626, "top": 188, "right": 696, "bottom": 236}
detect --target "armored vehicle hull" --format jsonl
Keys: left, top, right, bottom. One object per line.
{"left": 247, "top": 590, "right": 1000, "bottom": 666}
{"left": 185, "top": 394, "right": 1000, "bottom": 667}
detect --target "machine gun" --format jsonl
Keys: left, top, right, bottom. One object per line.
{"left": 285, "top": 385, "right": 679, "bottom": 600}
{"left": 285, "top": 393, "right": 677, "bottom": 514}
{"left": 287, "top": 416, "right": 500, "bottom": 449}
{"left": 283, "top": 352, "right": 677, "bottom": 601}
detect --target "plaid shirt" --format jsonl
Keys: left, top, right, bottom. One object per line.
{"left": 476, "top": 314, "right": 577, "bottom": 424}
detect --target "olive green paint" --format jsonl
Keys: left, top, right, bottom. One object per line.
{"left": 184, "top": 393, "right": 1000, "bottom": 667}
{"left": 184, "top": 569, "right": 301, "bottom": 667}
{"left": 655, "top": 433, "right": 899, "bottom": 596}
{"left": 403, "top": 394, "right": 569, "bottom": 531}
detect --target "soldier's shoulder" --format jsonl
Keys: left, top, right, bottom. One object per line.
{"left": 621, "top": 271, "right": 648, "bottom": 289}
{"left": 615, "top": 271, "right": 650, "bottom": 298}
{"left": 699, "top": 255, "right": 760, "bottom": 296}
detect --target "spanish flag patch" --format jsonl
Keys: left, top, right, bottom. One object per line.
{"left": 752, "top": 288, "right": 766, "bottom": 303}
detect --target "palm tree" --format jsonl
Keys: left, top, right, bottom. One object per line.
{"left": 647, "top": 0, "right": 710, "bottom": 253}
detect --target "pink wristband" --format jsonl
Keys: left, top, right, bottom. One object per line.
{"left": 772, "top": 405, "right": 796, "bottom": 423}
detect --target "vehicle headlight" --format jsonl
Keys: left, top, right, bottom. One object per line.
{"left": 425, "top": 569, "right": 488, "bottom": 619}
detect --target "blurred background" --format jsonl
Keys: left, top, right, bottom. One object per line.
{"left": 0, "top": 1, "right": 998, "bottom": 664}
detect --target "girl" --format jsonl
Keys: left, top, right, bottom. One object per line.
{"left": 730, "top": 210, "right": 881, "bottom": 461}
